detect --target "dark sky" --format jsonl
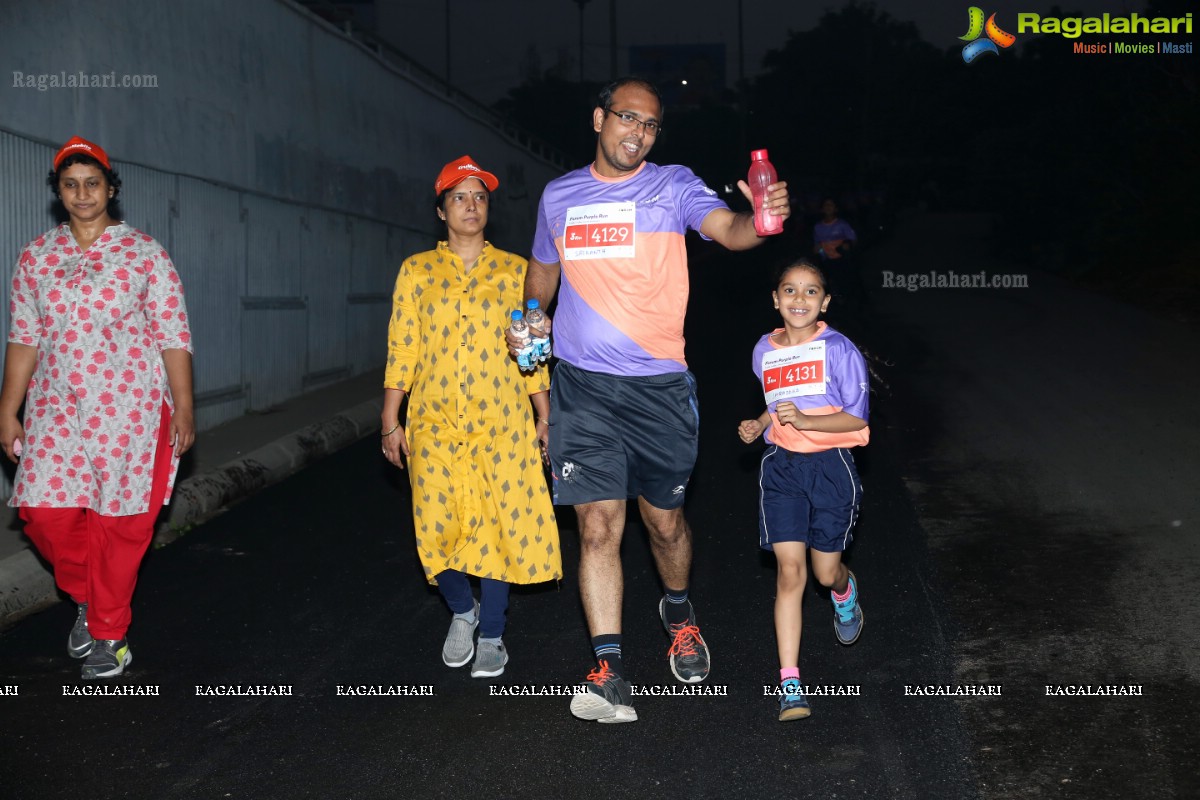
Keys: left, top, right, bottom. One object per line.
{"left": 375, "top": 0, "right": 1148, "bottom": 104}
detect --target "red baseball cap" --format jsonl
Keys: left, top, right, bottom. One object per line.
{"left": 54, "top": 136, "right": 111, "bottom": 171}
{"left": 434, "top": 155, "right": 499, "bottom": 195}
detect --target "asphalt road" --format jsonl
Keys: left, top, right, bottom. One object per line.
{"left": 865, "top": 213, "right": 1200, "bottom": 799}
{"left": 2, "top": 212, "right": 1194, "bottom": 799}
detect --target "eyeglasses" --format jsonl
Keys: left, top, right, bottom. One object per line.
{"left": 604, "top": 108, "right": 662, "bottom": 136}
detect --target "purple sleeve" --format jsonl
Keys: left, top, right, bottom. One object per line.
{"left": 673, "top": 167, "right": 728, "bottom": 237}
{"left": 829, "top": 339, "right": 869, "bottom": 421}
{"left": 531, "top": 190, "right": 559, "bottom": 265}
{"left": 751, "top": 334, "right": 769, "bottom": 383}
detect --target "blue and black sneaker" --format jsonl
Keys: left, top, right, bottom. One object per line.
{"left": 832, "top": 571, "right": 864, "bottom": 645}
{"left": 778, "top": 679, "right": 811, "bottom": 721}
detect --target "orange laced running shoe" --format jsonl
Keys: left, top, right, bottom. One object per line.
{"left": 669, "top": 625, "right": 702, "bottom": 657}
{"left": 660, "top": 598, "right": 711, "bottom": 683}
{"left": 586, "top": 661, "right": 615, "bottom": 684}
{"left": 570, "top": 659, "right": 636, "bottom": 723}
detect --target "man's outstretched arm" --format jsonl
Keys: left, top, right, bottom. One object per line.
{"left": 700, "top": 180, "right": 792, "bottom": 251}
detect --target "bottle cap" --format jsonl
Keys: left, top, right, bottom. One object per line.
{"left": 511, "top": 310, "right": 523, "bottom": 321}
{"left": 751, "top": 149, "right": 769, "bottom": 161}
{"left": 527, "top": 298, "right": 539, "bottom": 309}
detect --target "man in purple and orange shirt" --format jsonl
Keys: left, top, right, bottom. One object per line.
{"left": 522, "top": 77, "right": 791, "bottom": 723}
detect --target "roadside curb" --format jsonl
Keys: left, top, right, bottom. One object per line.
{"left": 0, "top": 396, "right": 382, "bottom": 626}
{"left": 156, "top": 397, "right": 383, "bottom": 542}
{"left": 0, "top": 548, "right": 58, "bottom": 624}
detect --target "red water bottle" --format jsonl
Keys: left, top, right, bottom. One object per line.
{"left": 749, "top": 149, "right": 782, "bottom": 235}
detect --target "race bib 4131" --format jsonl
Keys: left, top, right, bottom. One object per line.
{"left": 761, "top": 340, "right": 826, "bottom": 404}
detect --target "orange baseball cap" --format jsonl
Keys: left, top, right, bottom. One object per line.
{"left": 54, "top": 136, "right": 111, "bottom": 171}
{"left": 434, "top": 155, "right": 499, "bottom": 195}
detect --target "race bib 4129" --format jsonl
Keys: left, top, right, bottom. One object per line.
{"left": 563, "top": 202, "right": 635, "bottom": 261}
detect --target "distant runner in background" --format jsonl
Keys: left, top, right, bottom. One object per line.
{"left": 813, "top": 197, "right": 862, "bottom": 320}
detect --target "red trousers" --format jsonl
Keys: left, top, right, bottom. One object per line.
{"left": 20, "top": 403, "right": 173, "bottom": 640}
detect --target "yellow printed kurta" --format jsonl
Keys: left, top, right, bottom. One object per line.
{"left": 385, "top": 242, "right": 560, "bottom": 585}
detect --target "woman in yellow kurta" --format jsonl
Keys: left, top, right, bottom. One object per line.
{"left": 381, "top": 155, "right": 560, "bottom": 679}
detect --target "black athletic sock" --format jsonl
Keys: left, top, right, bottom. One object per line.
{"left": 591, "top": 634, "right": 624, "bottom": 676}
{"left": 663, "top": 586, "right": 691, "bottom": 626}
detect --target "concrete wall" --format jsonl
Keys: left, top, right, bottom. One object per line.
{"left": 3, "top": 0, "right": 563, "bottom": 243}
{"left": 0, "top": 0, "right": 567, "bottom": 499}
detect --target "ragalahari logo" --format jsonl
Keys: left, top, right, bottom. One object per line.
{"left": 960, "top": 7, "right": 1016, "bottom": 62}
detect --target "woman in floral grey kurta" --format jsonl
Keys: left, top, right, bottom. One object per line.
{"left": 0, "top": 136, "right": 194, "bottom": 679}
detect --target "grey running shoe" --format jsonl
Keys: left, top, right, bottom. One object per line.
{"left": 570, "top": 660, "right": 637, "bottom": 723}
{"left": 659, "top": 598, "right": 711, "bottom": 683}
{"left": 81, "top": 639, "right": 132, "bottom": 680}
{"left": 470, "top": 640, "right": 509, "bottom": 678}
{"left": 833, "top": 571, "right": 864, "bottom": 646}
{"left": 442, "top": 600, "right": 479, "bottom": 668}
{"left": 68, "top": 603, "right": 94, "bottom": 659}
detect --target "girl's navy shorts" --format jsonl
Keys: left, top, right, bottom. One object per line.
{"left": 758, "top": 444, "right": 862, "bottom": 553}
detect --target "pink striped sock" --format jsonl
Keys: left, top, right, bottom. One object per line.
{"left": 780, "top": 667, "right": 800, "bottom": 683}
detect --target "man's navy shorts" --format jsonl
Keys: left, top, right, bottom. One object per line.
{"left": 758, "top": 444, "right": 862, "bottom": 553}
{"left": 548, "top": 361, "right": 699, "bottom": 510}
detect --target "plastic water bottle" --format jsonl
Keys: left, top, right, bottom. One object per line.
{"left": 749, "top": 149, "right": 783, "bottom": 236}
{"left": 509, "top": 310, "right": 535, "bottom": 370}
{"left": 525, "top": 299, "right": 551, "bottom": 361}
